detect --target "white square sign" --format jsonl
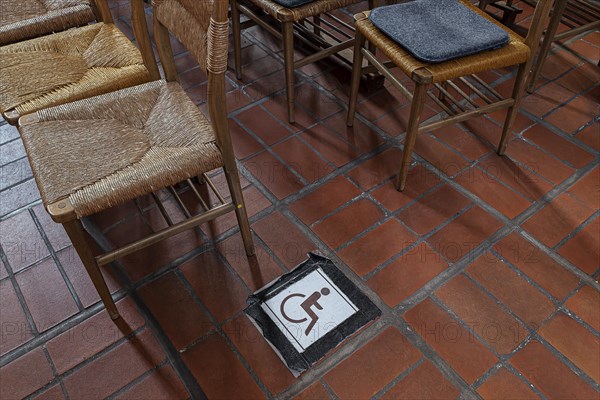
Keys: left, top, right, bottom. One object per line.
{"left": 261, "top": 268, "right": 358, "bottom": 353}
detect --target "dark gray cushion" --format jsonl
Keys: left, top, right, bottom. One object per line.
{"left": 369, "top": 0, "right": 510, "bottom": 63}
{"left": 271, "top": 0, "right": 315, "bottom": 8}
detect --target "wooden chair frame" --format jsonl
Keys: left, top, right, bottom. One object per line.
{"left": 231, "top": 0, "right": 375, "bottom": 123}
{"left": 347, "top": 0, "right": 554, "bottom": 191}
{"left": 479, "top": 0, "right": 600, "bottom": 92}
{"left": 18, "top": 0, "right": 254, "bottom": 320}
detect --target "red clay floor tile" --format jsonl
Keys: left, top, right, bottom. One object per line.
{"left": 539, "top": 312, "right": 600, "bottom": 382}
{"left": 252, "top": 212, "right": 315, "bottom": 268}
{"left": 347, "top": 148, "right": 404, "bottom": 191}
{"left": 218, "top": 233, "right": 284, "bottom": 291}
{"left": 523, "top": 124, "right": 594, "bottom": 168}
{"left": 244, "top": 150, "right": 305, "bottom": 200}
{"left": 413, "top": 133, "right": 471, "bottom": 178}
{"left": 31, "top": 384, "right": 64, "bottom": 400}
{"left": 370, "top": 164, "right": 441, "bottom": 212}
{"left": 436, "top": 274, "right": 527, "bottom": 355}
{"left": 575, "top": 123, "right": 600, "bottom": 151}
{"left": 0, "top": 278, "right": 34, "bottom": 355}
{"left": 62, "top": 329, "right": 166, "bottom": 399}
{"left": 114, "top": 365, "right": 189, "bottom": 400}
{"left": 182, "top": 333, "right": 266, "bottom": 400}
{"left": 476, "top": 367, "right": 538, "bottom": 399}
{"left": 545, "top": 95, "right": 599, "bottom": 134}
{"left": 272, "top": 137, "right": 334, "bottom": 183}
{"left": 404, "top": 298, "right": 497, "bottom": 384}
{"left": 557, "top": 217, "right": 599, "bottom": 275}
{"left": 476, "top": 154, "right": 553, "bottom": 201}
{"left": 494, "top": 233, "right": 580, "bottom": 301}
{"left": 568, "top": 166, "right": 599, "bottom": 209}
{"left": 139, "top": 273, "right": 213, "bottom": 351}
{"left": 0, "top": 347, "right": 54, "bottom": 399}
{"left": 368, "top": 242, "right": 448, "bottom": 307}
{"left": 523, "top": 192, "right": 595, "bottom": 248}
{"left": 338, "top": 219, "right": 416, "bottom": 277}
{"left": 455, "top": 166, "right": 531, "bottom": 219}
{"left": 294, "top": 381, "right": 331, "bottom": 400}
{"left": 180, "top": 251, "right": 249, "bottom": 322}
{"left": 427, "top": 206, "right": 502, "bottom": 263}
{"left": 312, "top": 198, "right": 384, "bottom": 249}
{"left": 466, "top": 255, "right": 554, "bottom": 328}
{"left": 380, "top": 360, "right": 460, "bottom": 400}
{"left": 224, "top": 315, "right": 296, "bottom": 395}
{"left": 16, "top": 257, "right": 79, "bottom": 332}
{"left": 398, "top": 184, "right": 471, "bottom": 235}
{"left": 236, "top": 105, "right": 292, "bottom": 146}
{"left": 565, "top": 285, "right": 600, "bottom": 332}
{"left": 56, "top": 246, "right": 121, "bottom": 308}
{"left": 324, "top": 327, "right": 422, "bottom": 400}
{"left": 511, "top": 341, "right": 598, "bottom": 400}
{"left": 505, "top": 139, "right": 575, "bottom": 184}
{"left": 289, "top": 176, "right": 361, "bottom": 225}
{"left": 46, "top": 297, "right": 145, "bottom": 374}
{"left": 0, "top": 210, "right": 49, "bottom": 273}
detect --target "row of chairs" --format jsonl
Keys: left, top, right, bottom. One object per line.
{"left": 0, "top": 0, "right": 589, "bottom": 319}
{"left": 1, "top": 0, "right": 255, "bottom": 320}
{"left": 230, "top": 0, "right": 555, "bottom": 189}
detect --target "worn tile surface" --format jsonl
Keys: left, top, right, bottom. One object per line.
{"left": 0, "top": 1, "right": 598, "bottom": 399}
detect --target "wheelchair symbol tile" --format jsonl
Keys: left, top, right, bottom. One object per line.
{"left": 245, "top": 253, "right": 381, "bottom": 376}
{"left": 261, "top": 268, "right": 358, "bottom": 352}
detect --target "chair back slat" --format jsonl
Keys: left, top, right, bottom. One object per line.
{"left": 153, "top": 0, "right": 229, "bottom": 75}
{"left": 93, "top": 0, "right": 113, "bottom": 23}
{"left": 524, "top": 0, "right": 555, "bottom": 49}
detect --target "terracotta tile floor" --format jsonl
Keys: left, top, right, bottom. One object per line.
{"left": 1, "top": 1, "right": 599, "bottom": 399}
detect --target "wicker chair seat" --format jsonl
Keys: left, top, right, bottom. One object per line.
{"left": 0, "top": 0, "right": 95, "bottom": 45}
{"left": 0, "top": 22, "right": 151, "bottom": 119}
{"left": 244, "top": 0, "right": 363, "bottom": 22}
{"left": 356, "top": 0, "right": 530, "bottom": 83}
{"left": 19, "top": 80, "right": 223, "bottom": 218}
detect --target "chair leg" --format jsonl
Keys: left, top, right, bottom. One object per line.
{"left": 395, "top": 82, "right": 428, "bottom": 191}
{"left": 313, "top": 15, "right": 321, "bottom": 36}
{"left": 221, "top": 157, "right": 255, "bottom": 257}
{"left": 62, "top": 219, "right": 119, "bottom": 320}
{"left": 347, "top": 31, "right": 366, "bottom": 127}
{"left": 499, "top": 62, "right": 529, "bottom": 155}
{"left": 527, "top": 0, "right": 566, "bottom": 93}
{"left": 232, "top": 0, "right": 243, "bottom": 80}
{"left": 282, "top": 21, "right": 295, "bottom": 124}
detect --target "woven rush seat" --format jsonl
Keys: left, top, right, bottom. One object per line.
{"left": 19, "top": 80, "right": 222, "bottom": 218}
{"left": 246, "top": 0, "right": 352, "bottom": 21}
{"left": 0, "top": 0, "right": 95, "bottom": 45}
{"left": 355, "top": 0, "right": 530, "bottom": 83}
{"left": 0, "top": 22, "right": 151, "bottom": 123}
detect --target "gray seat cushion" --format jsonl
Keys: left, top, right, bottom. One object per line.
{"left": 271, "top": 0, "right": 315, "bottom": 7}
{"left": 369, "top": 0, "right": 510, "bottom": 63}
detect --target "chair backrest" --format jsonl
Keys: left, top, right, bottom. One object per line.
{"left": 152, "top": 0, "right": 231, "bottom": 145}
{"left": 93, "top": 0, "right": 113, "bottom": 23}
{"left": 152, "top": 0, "right": 229, "bottom": 77}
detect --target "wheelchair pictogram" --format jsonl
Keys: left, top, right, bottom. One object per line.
{"left": 280, "top": 287, "right": 331, "bottom": 336}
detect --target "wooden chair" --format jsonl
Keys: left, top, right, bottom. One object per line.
{"left": 231, "top": 0, "right": 374, "bottom": 123}
{"left": 0, "top": 0, "right": 160, "bottom": 125}
{"left": 0, "top": 0, "right": 96, "bottom": 45}
{"left": 479, "top": 0, "right": 599, "bottom": 92}
{"left": 347, "top": 0, "right": 553, "bottom": 191}
{"left": 17, "top": 0, "right": 255, "bottom": 320}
